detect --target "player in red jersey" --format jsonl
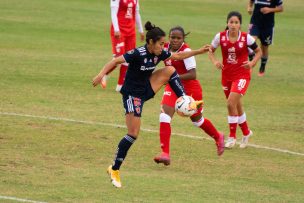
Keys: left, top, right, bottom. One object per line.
{"left": 153, "top": 26, "right": 225, "bottom": 166}
{"left": 101, "top": 0, "right": 145, "bottom": 91}
{"left": 208, "top": 11, "right": 262, "bottom": 149}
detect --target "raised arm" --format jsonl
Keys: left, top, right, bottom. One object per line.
{"left": 92, "top": 56, "right": 125, "bottom": 87}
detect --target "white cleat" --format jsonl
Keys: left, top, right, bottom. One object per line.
{"left": 240, "top": 130, "right": 253, "bottom": 149}
{"left": 115, "top": 84, "right": 122, "bottom": 92}
{"left": 225, "top": 137, "right": 236, "bottom": 148}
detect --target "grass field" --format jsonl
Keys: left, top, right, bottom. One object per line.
{"left": 1, "top": 0, "right": 304, "bottom": 202}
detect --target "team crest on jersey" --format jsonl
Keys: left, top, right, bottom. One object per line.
{"left": 221, "top": 36, "right": 226, "bottom": 41}
{"left": 154, "top": 56, "right": 158, "bottom": 64}
{"left": 239, "top": 42, "right": 244, "bottom": 48}
{"left": 223, "top": 43, "right": 227, "bottom": 47}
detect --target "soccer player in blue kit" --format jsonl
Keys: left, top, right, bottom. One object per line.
{"left": 92, "top": 21, "right": 210, "bottom": 188}
{"left": 247, "top": 0, "right": 283, "bottom": 76}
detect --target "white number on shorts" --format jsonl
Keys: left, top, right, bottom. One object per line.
{"left": 238, "top": 79, "right": 247, "bottom": 89}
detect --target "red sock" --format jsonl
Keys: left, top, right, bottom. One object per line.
{"left": 239, "top": 121, "right": 250, "bottom": 136}
{"left": 229, "top": 123, "right": 237, "bottom": 138}
{"left": 200, "top": 118, "right": 220, "bottom": 141}
{"left": 159, "top": 122, "right": 171, "bottom": 154}
{"left": 118, "top": 64, "right": 128, "bottom": 85}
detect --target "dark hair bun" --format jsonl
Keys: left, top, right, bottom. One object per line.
{"left": 145, "top": 21, "right": 155, "bottom": 31}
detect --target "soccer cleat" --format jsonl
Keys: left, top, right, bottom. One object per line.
{"left": 115, "top": 84, "right": 122, "bottom": 92}
{"left": 189, "top": 100, "right": 204, "bottom": 110}
{"left": 240, "top": 130, "right": 253, "bottom": 149}
{"left": 216, "top": 132, "right": 225, "bottom": 156}
{"left": 101, "top": 75, "right": 107, "bottom": 88}
{"left": 258, "top": 66, "right": 265, "bottom": 77}
{"left": 153, "top": 152, "right": 171, "bottom": 166}
{"left": 225, "top": 137, "right": 236, "bottom": 148}
{"left": 107, "top": 165, "right": 122, "bottom": 188}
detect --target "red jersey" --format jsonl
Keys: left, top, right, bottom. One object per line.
{"left": 211, "top": 31, "right": 255, "bottom": 81}
{"left": 163, "top": 43, "right": 202, "bottom": 91}
{"left": 111, "top": 0, "right": 138, "bottom": 37}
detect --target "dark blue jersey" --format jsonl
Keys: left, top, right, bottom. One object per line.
{"left": 121, "top": 45, "right": 171, "bottom": 98}
{"left": 250, "top": 0, "right": 283, "bottom": 27}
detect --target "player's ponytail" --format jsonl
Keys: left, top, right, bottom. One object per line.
{"left": 145, "top": 21, "right": 166, "bottom": 44}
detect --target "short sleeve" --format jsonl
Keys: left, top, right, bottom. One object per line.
{"left": 182, "top": 48, "right": 196, "bottom": 70}
{"left": 110, "top": 0, "right": 119, "bottom": 8}
{"left": 123, "top": 49, "right": 139, "bottom": 64}
{"left": 247, "top": 34, "right": 255, "bottom": 46}
{"left": 159, "top": 50, "right": 172, "bottom": 61}
{"left": 211, "top": 33, "right": 220, "bottom": 49}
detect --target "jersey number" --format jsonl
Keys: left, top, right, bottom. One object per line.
{"left": 238, "top": 79, "right": 247, "bottom": 89}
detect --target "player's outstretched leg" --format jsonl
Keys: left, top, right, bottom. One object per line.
{"left": 193, "top": 117, "right": 225, "bottom": 156}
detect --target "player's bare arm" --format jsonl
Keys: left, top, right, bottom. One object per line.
{"left": 247, "top": 0, "right": 254, "bottom": 15}
{"left": 92, "top": 56, "right": 125, "bottom": 87}
{"left": 260, "top": 5, "right": 283, "bottom": 14}
{"left": 242, "top": 47, "right": 262, "bottom": 69}
{"left": 171, "top": 44, "right": 210, "bottom": 60}
{"left": 208, "top": 47, "right": 224, "bottom": 70}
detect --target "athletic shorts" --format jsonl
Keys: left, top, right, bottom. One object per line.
{"left": 111, "top": 34, "right": 136, "bottom": 57}
{"left": 122, "top": 80, "right": 155, "bottom": 117}
{"left": 222, "top": 78, "right": 250, "bottom": 98}
{"left": 248, "top": 23, "right": 274, "bottom": 46}
{"left": 161, "top": 84, "right": 203, "bottom": 117}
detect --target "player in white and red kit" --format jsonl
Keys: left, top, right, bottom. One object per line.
{"left": 209, "top": 11, "right": 262, "bottom": 149}
{"left": 154, "top": 26, "right": 225, "bottom": 166}
{"left": 101, "top": 0, "right": 145, "bottom": 91}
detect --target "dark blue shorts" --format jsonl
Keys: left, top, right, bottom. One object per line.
{"left": 122, "top": 80, "right": 155, "bottom": 117}
{"left": 248, "top": 23, "right": 274, "bottom": 46}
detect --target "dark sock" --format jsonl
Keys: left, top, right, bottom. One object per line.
{"left": 112, "top": 134, "right": 136, "bottom": 170}
{"left": 168, "top": 71, "right": 185, "bottom": 97}
{"left": 260, "top": 57, "right": 268, "bottom": 72}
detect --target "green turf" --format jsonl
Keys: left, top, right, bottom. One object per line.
{"left": 1, "top": 0, "right": 304, "bottom": 202}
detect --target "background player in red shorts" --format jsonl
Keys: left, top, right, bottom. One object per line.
{"left": 153, "top": 26, "right": 225, "bottom": 166}
{"left": 102, "top": 0, "right": 145, "bottom": 91}
{"left": 209, "top": 11, "right": 261, "bottom": 149}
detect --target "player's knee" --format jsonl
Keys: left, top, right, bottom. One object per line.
{"left": 160, "top": 112, "right": 171, "bottom": 123}
{"left": 227, "top": 100, "right": 237, "bottom": 110}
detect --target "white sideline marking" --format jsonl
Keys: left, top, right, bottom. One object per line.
{"left": 0, "top": 195, "right": 47, "bottom": 203}
{"left": 1, "top": 112, "right": 304, "bottom": 157}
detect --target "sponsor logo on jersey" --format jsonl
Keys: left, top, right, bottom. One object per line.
{"left": 140, "top": 66, "right": 155, "bottom": 71}
{"left": 241, "top": 36, "right": 246, "bottom": 42}
{"left": 221, "top": 36, "right": 226, "bottom": 41}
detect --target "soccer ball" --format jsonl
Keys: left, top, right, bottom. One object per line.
{"left": 175, "top": 95, "right": 196, "bottom": 117}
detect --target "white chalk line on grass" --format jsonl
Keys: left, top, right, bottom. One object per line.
{"left": 0, "top": 195, "right": 47, "bottom": 203}
{"left": 1, "top": 112, "right": 304, "bottom": 157}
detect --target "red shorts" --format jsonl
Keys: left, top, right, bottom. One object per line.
{"left": 111, "top": 34, "right": 136, "bottom": 57}
{"left": 222, "top": 78, "right": 250, "bottom": 98}
{"left": 161, "top": 84, "right": 203, "bottom": 117}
